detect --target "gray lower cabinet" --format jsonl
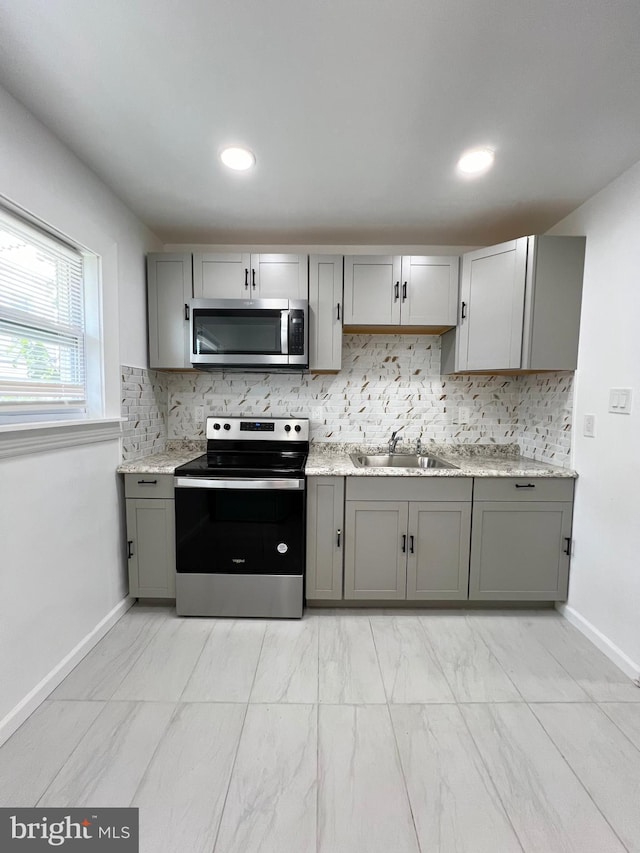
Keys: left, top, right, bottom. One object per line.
{"left": 124, "top": 474, "right": 176, "bottom": 598}
{"left": 406, "top": 501, "right": 472, "bottom": 600}
{"left": 469, "top": 478, "right": 574, "bottom": 601}
{"left": 305, "top": 476, "right": 345, "bottom": 600}
{"left": 344, "top": 478, "right": 472, "bottom": 600}
{"left": 345, "top": 500, "right": 409, "bottom": 599}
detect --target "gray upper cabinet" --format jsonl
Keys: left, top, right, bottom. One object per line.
{"left": 469, "top": 478, "right": 574, "bottom": 601}
{"left": 193, "top": 252, "right": 251, "bottom": 298}
{"left": 309, "top": 255, "right": 343, "bottom": 372}
{"left": 306, "top": 476, "right": 345, "bottom": 600}
{"left": 343, "top": 255, "right": 459, "bottom": 329}
{"left": 441, "top": 235, "right": 585, "bottom": 373}
{"left": 193, "top": 253, "right": 308, "bottom": 300}
{"left": 147, "top": 253, "right": 192, "bottom": 369}
{"left": 401, "top": 256, "right": 459, "bottom": 326}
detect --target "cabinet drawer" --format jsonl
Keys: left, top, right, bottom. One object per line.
{"left": 124, "top": 473, "right": 175, "bottom": 499}
{"left": 346, "top": 476, "right": 472, "bottom": 502}
{"left": 473, "top": 477, "right": 574, "bottom": 502}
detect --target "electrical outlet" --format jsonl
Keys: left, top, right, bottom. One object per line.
{"left": 194, "top": 405, "right": 205, "bottom": 427}
{"left": 583, "top": 413, "right": 595, "bottom": 437}
{"left": 458, "top": 406, "right": 471, "bottom": 424}
{"left": 311, "top": 407, "right": 323, "bottom": 421}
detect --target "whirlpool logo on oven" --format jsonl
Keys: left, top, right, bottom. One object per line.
{"left": 0, "top": 808, "right": 138, "bottom": 850}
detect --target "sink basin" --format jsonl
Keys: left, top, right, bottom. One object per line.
{"left": 349, "top": 453, "right": 458, "bottom": 470}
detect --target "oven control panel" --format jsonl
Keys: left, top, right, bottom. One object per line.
{"left": 206, "top": 416, "right": 309, "bottom": 442}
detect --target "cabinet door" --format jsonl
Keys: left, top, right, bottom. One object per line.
{"left": 251, "top": 254, "right": 308, "bottom": 299}
{"left": 306, "top": 476, "right": 345, "bottom": 600}
{"left": 193, "top": 253, "right": 251, "bottom": 298}
{"left": 147, "top": 253, "right": 192, "bottom": 368}
{"left": 406, "top": 501, "right": 471, "bottom": 600}
{"left": 126, "top": 498, "right": 176, "bottom": 598}
{"left": 344, "top": 501, "right": 407, "bottom": 599}
{"left": 469, "top": 501, "right": 573, "bottom": 601}
{"left": 458, "top": 238, "right": 527, "bottom": 370}
{"left": 309, "top": 255, "right": 343, "bottom": 372}
{"left": 343, "top": 256, "right": 402, "bottom": 325}
{"left": 401, "top": 256, "right": 459, "bottom": 326}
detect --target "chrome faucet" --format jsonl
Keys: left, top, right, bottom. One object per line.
{"left": 388, "top": 426, "right": 404, "bottom": 454}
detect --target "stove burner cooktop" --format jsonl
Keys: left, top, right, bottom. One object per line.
{"left": 174, "top": 416, "right": 310, "bottom": 479}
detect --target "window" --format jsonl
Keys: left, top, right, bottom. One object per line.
{"left": 0, "top": 208, "right": 89, "bottom": 419}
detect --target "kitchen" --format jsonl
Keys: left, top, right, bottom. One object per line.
{"left": 1, "top": 1, "right": 639, "bottom": 851}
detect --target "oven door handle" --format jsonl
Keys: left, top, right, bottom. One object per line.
{"left": 175, "top": 477, "right": 305, "bottom": 491}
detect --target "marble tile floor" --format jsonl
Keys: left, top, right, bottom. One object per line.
{"left": 1, "top": 606, "right": 639, "bottom": 853}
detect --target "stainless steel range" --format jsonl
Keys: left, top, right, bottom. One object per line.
{"left": 174, "top": 416, "right": 309, "bottom": 618}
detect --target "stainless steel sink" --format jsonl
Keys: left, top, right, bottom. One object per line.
{"left": 349, "top": 453, "right": 458, "bottom": 470}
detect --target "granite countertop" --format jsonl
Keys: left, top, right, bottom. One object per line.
{"left": 117, "top": 440, "right": 205, "bottom": 474}
{"left": 305, "top": 442, "right": 577, "bottom": 478}
{"left": 118, "top": 440, "right": 576, "bottom": 478}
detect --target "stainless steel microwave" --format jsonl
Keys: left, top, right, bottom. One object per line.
{"left": 189, "top": 298, "right": 308, "bottom": 369}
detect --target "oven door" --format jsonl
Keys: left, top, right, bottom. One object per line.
{"left": 175, "top": 477, "right": 305, "bottom": 576}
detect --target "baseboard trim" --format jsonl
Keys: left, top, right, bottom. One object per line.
{"left": 0, "top": 596, "right": 135, "bottom": 748}
{"left": 557, "top": 603, "right": 640, "bottom": 682}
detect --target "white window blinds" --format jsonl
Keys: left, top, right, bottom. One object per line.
{"left": 0, "top": 208, "right": 86, "bottom": 414}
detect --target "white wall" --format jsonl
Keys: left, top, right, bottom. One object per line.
{"left": 0, "top": 85, "right": 161, "bottom": 738}
{"left": 548, "top": 160, "right": 640, "bottom": 677}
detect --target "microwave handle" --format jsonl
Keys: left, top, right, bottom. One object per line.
{"left": 281, "top": 310, "right": 289, "bottom": 355}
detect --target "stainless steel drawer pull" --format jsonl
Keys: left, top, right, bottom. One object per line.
{"left": 137, "top": 479, "right": 158, "bottom": 485}
{"left": 515, "top": 483, "right": 536, "bottom": 489}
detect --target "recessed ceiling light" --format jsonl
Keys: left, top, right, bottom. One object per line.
{"left": 457, "top": 147, "right": 495, "bottom": 175}
{"left": 220, "top": 146, "right": 255, "bottom": 171}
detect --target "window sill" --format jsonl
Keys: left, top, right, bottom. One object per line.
{"left": 0, "top": 418, "right": 125, "bottom": 459}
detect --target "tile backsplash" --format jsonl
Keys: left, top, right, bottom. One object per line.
{"left": 139, "top": 334, "right": 574, "bottom": 466}
{"left": 120, "top": 366, "right": 168, "bottom": 461}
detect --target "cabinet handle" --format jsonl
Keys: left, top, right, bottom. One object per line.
{"left": 184, "top": 303, "right": 190, "bottom": 321}
{"left": 336, "top": 528, "right": 342, "bottom": 548}
{"left": 461, "top": 301, "right": 467, "bottom": 319}
{"left": 409, "top": 535, "right": 414, "bottom": 554}
{"left": 401, "top": 534, "right": 406, "bottom": 553}
{"left": 402, "top": 282, "right": 407, "bottom": 301}
{"left": 336, "top": 303, "right": 341, "bottom": 321}
{"left": 127, "top": 540, "right": 134, "bottom": 559}
{"left": 563, "top": 537, "right": 572, "bottom": 555}
{"left": 252, "top": 269, "right": 256, "bottom": 289}
{"left": 394, "top": 282, "right": 400, "bottom": 301}
{"left": 244, "top": 268, "right": 249, "bottom": 289}
{"left": 137, "top": 479, "right": 158, "bottom": 485}
{"left": 515, "top": 483, "right": 536, "bottom": 489}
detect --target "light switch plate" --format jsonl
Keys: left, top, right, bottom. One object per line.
{"left": 583, "top": 414, "right": 596, "bottom": 437}
{"left": 608, "top": 388, "right": 632, "bottom": 414}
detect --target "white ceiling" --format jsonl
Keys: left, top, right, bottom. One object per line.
{"left": 2, "top": 0, "right": 640, "bottom": 245}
